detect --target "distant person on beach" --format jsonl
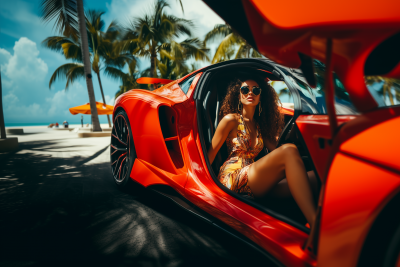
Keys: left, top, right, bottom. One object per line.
{"left": 63, "top": 121, "right": 69, "bottom": 128}
{"left": 81, "top": 116, "right": 83, "bottom": 127}
{"left": 55, "top": 122, "right": 59, "bottom": 128}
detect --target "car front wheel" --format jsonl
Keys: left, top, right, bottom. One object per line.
{"left": 110, "top": 109, "right": 136, "bottom": 189}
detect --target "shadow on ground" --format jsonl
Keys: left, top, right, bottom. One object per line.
{"left": 0, "top": 140, "right": 272, "bottom": 267}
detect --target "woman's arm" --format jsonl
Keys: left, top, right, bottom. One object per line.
{"left": 207, "top": 114, "right": 238, "bottom": 164}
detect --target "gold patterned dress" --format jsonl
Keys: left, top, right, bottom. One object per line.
{"left": 218, "top": 115, "right": 264, "bottom": 197}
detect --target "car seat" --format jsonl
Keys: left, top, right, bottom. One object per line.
{"left": 202, "top": 86, "right": 228, "bottom": 176}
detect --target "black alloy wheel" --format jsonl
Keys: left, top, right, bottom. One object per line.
{"left": 110, "top": 110, "right": 136, "bottom": 188}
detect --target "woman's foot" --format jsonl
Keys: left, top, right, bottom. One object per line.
{"left": 303, "top": 208, "right": 320, "bottom": 255}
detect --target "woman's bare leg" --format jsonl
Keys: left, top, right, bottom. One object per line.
{"left": 247, "top": 144, "right": 316, "bottom": 226}
{"left": 268, "top": 171, "right": 318, "bottom": 200}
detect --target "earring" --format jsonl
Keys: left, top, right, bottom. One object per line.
{"left": 238, "top": 101, "right": 241, "bottom": 113}
{"left": 259, "top": 102, "right": 262, "bottom": 116}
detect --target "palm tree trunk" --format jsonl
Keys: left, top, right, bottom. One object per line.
{"left": 96, "top": 72, "right": 111, "bottom": 127}
{"left": 77, "top": 0, "right": 102, "bottom": 132}
{"left": 387, "top": 82, "right": 394, "bottom": 105}
{"left": 150, "top": 50, "right": 157, "bottom": 90}
{"left": 0, "top": 69, "right": 6, "bottom": 139}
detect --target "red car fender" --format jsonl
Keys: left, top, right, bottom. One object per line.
{"left": 318, "top": 153, "right": 400, "bottom": 267}
{"left": 317, "top": 107, "right": 400, "bottom": 266}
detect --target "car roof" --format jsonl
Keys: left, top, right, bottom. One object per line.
{"left": 202, "top": 0, "right": 400, "bottom": 112}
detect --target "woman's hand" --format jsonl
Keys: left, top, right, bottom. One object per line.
{"left": 207, "top": 114, "right": 238, "bottom": 164}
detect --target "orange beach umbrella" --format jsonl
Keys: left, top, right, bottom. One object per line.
{"left": 69, "top": 101, "right": 114, "bottom": 115}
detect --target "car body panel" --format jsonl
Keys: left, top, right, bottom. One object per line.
{"left": 339, "top": 109, "right": 400, "bottom": 173}
{"left": 319, "top": 153, "right": 400, "bottom": 267}
{"left": 316, "top": 106, "right": 400, "bottom": 266}
{"left": 113, "top": 54, "right": 400, "bottom": 266}
{"left": 136, "top": 77, "right": 174, "bottom": 85}
{"left": 296, "top": 115, "right": 358, "bottom": 179}
{"left": 202, "top": 0, "right": 400, "bottom": 113}
{"left": 184, "top": 112, "right": 316, "bottom": 267}
{"left": 249, "top": 0, "right": 400, "bottom": 29}
{"left": 115, "top": 73, "right": 203, "bottom": 189}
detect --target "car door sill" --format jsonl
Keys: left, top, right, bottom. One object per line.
{"left": 149, "top": 185, "right": 284, "bottom": 267}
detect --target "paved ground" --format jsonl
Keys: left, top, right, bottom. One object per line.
{"left": 0, "top": 129, "right": 271, "bottom": 267}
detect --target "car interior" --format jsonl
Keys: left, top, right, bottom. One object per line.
{"left": 196, "top": 65, "right": 321, "bottom": 232}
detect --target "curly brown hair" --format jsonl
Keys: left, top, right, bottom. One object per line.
{"left": 219, "top": 77, "right": 284, "bottom": 144}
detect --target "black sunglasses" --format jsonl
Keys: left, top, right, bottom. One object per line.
{"left": 240, "top": 86, "right": 261, "bottom": 96}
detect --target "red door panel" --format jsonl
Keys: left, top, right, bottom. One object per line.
{"left": 182, "top": 110, "right": 316, "bottom": 267}
{"left": 318, "top": 153, "right": 400, "bottom": 267}
{"left": 296, "top": 115, "right": 356, "bottom": 179}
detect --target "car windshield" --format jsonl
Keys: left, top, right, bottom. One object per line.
{"left": 365, "top": 76, "right": 400, "bottom": 108}
{"left": 289, "top": 60, "right": 358, "bottom": 115}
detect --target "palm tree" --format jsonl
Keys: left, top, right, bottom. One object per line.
{"left": 157, "top": 38, "right": 209, "bottom": 79}
{"left": 43, "top": 10, "right": 133, "bottom": 127}
{"left": 278, "top": 87, "right": 292, "bottom": 103}
{"left": 107, "top": 68, "right": 148, "bottom": 98}
{"left": 40, "top": 0, "right": 102, "bottom": 131}
{"left": 0, "top": 69, "right": 6, "bottom": 139}
{"left": 365, "top": 76, "right": 400, "bottom": 105}
{"left": 204, "top": 24, "right": 262, "bottom": 64}
{"left": 86, "top": 10, "right": 120, "bottom": 127}
{"left": 121, "top": 0, "right": 194, "bottom": 88}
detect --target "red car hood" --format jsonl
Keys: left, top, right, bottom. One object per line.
{"left": 203, "top": 0, "right": 400, "bottom": 112}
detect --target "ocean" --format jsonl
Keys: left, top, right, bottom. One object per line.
{"left": 5, "top": 122, "right": 82, "bottom": 127}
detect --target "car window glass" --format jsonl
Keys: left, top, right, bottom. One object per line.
{"left": 179, "top": 75, "right": 196, "bottom": 94}
{"left": 268, "top": 81, "right": 294, "bottom": 109}
{"left": 290, "top": 60, "right": 358, "bottom": 115}
{"left": 365, "top": 76, "right": 400, "bottom": 108}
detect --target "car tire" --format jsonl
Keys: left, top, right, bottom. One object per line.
{"left": 383, "top": 224, "right": 400, "bottom": 267}
{"left": 110, "top": 109, "right": 136, "bottom": 190}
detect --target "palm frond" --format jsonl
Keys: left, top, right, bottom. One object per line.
{"left": 251, "top": 49, "right": 262, "bottom": 58}
{"left": 104, "top": 66, "right": 128, "bottom": 81}
{"left": 49, "top": 62, "right": 84, "bottom": 89}
{"left": 65, "top": 63, "right": 85, "bottom": 88}
{"left": 211, "top": 33, "right": 240, "bottom": 63}
{"left": 61, "top": 41, "right": 82, "bottom": 61}
{"left": 204, "top": 24, "right": 232, "bottom": 45}
{"left": 176, "top": 0, "right": 184, "bottom": 13}
{"left": 86, "top": 9, "right": 106, "bottom": 32}
{"left": 179, "top": 38, "right": 210, "bottom": 61}
{"left": 40, "top": 0, "right": 78, "bottom": 37}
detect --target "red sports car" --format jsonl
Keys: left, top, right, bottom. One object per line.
{"left": 111, "top": 1, "right": 400, "bottom": 266}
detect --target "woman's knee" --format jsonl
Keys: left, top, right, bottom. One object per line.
{"left": 279, "top": 143, "right": 300, "bottom": 157}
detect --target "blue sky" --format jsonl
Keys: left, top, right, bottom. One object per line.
{"left": 0, "top": 0, "right": 224, "bottom": 125}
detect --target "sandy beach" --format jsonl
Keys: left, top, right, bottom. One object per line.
{"left": 0, "top": 129, "right": 270, "bottom": 267}
{"left": 5, "top": 123, "right": 112, "bottom": 129}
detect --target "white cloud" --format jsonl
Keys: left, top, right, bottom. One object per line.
{"left": 177, "top": 0, "right": 224, "bottom": 37}
{"left": 3, "top": 91, "right": 47, "bottom": 121}
{"left": 1, "top": 37, "right": 84, "bottom": 123}
{"left": 4, "top": 37, "right": 48, "bottom": 83}
{"left": 3, "top": 93, "right": 19, "bottom": 107}
{"left": 105, "top": 0, "right": 150, "bottom": 25}
{"left": 1, "top": 38, "right": 49, "bottom": 121}
{"left": 47, "top": 82, "right": 88, "bottom": 116}
{"left": 0, "top": 48, "right": 12, "bottom": 67}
